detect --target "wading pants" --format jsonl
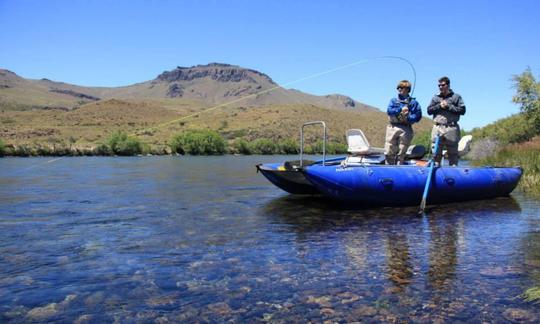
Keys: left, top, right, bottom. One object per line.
{"left": 431, "top": 124, "right": 461, "bottom": 166}
{"left": 385, "top": 124, "right": 413, "bottom": 165}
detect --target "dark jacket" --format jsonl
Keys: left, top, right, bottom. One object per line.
{"left": 427, "top": 90, "right": 466, "bottom": 125}
{"left": 387, "top": 95, "right": 422, "bottom": 125}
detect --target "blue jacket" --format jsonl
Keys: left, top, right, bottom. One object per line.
{"left": 387, "top": 95, "right": 422, "bottom": 125}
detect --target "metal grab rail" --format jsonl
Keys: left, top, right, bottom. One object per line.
{"left": 300, "top": 121, "right": 326, "bottom": 167}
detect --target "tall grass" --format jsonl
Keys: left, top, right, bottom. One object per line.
{"left": 472, "top": 144, "right": 540, "bottom": 197}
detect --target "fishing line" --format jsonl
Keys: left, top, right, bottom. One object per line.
{"left": 134, "top": 55, "right": 417, "bottom": 135}
{"left": 11, "top": 56, "right": 416, "bottom": 172}
{"left": 10, "top": 156, "right": 65, "bottom": 174}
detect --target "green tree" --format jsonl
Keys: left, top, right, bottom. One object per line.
{"left": 512, "top": 68, "right": 540, "bottom": 133}
{"left": 107, "top": 131, "right": 144, "bottom": 156}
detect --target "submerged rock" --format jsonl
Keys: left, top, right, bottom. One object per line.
{"left": 352, "top": 305, "right": 378, "bottom": 317}
{"left": 3, "top": 305, "right": 28, "bottom": 320}
{"left": 26, "top": 303, "right": 59, "bottom": 321}
{"left": 207, "top": 302, "right": 232, "bottom": 316}
{"left": 25, "top": 294, "right": 77, "bottom": 321}
{"left": 502, "top": 308, "right": 537, "bottom": 322}
{"left": 74, "top": 314, "right": 93, "bottom": 324}
{"left": 479, "top": 266, "right": 523, "bottom": 278}
{"left": 306, "top": 295, "right": 333, "bottom": 308}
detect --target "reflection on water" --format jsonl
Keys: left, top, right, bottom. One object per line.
{"left": 0, "top": 156, "right": 539, "bottom": 322}
{"left": 427, "top": 215, "right": 459, "bottom": 291}
{"left": 385, "top": 231, "right": 413, "bottom": 288}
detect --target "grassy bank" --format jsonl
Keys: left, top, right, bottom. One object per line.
{"left": 0, "top": 129, "right": 349, "bottom": 157}
{"left": 472, "top": 137, "right": 540, "bottom": 197}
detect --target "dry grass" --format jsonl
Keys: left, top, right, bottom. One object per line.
{"left": 0, "top": 97, "right": 433, "bottom": 152}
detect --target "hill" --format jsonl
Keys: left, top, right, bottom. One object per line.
{"left": 0, "top": 63, "right": 378, "bottom": 112}
{"left": 0, "top": 64, "right": 433, "bottom": 154}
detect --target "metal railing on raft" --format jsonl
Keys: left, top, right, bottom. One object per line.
{"left": 300, "top": 121, "right": 326, "bottom": 167}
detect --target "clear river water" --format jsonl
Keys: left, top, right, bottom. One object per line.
{"left": 1, "top": 156, "right": 539, "bottom": 322}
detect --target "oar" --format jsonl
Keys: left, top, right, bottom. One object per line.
{"left": 419, "top": 135, "right": 441, "bottom": 214}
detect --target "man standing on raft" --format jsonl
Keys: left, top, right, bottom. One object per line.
{"left": 385, "top": 80, "right": 422, "bottom": 165}
{"left": 427, "top": 76, "right": 466, "bottom": 166}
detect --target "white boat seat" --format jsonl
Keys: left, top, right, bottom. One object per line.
{"left": 442, "top": 134, "right": 473, "bottom": 157}
{"left": 458, "top": 135, "right": 473, "bottom": 156}
{"left": 346, "top": 129, "right": 385, "bottom": 156}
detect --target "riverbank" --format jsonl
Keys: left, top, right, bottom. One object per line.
{"left": 3, "top": 135, "right": 539, "bottom": 198}
{"left": 472, "top": 136, "right": 540, "bottom": 197}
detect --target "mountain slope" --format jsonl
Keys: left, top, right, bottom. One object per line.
{"left": 0, "top": 63, "right": 433, "bottom": 152}
{"left": 0, "top": 63, "right": 377, "bottom": 111}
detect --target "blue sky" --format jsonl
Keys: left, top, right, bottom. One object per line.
{"left": 1, "top": 0, "right": 539, "bottom": 130}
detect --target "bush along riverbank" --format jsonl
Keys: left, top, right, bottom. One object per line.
{"left": 472, "top": 137, "right": 540, "bottom": 198}
{"left": 0, "top": 138, "right": 5, "bottom": 156}
{"left": 0, "top": 129, "right": 349, "bottom": 157}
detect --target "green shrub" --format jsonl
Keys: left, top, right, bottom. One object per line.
{"left": 107, "top": 131, "right": 143, "bottom": 156}
{"left": 231, "top": 139, "right": 252, "bottom": 155}
{"left": 170, "top": 129, "right": 226, "bottom": 155}
{"left": 11, "top": 145, "right": 36, "bottom": 156}
{"left": 303, "top": 140, "right": 347, "bottom": 154}
{"left": 326, "top": 141, "right": 348, "bottom": 154}
{"left": 249, "top": 138, "right": 278, "bottom": 155}
{"left": 411, "top": 129, "right": 431, "bottom": 148}
{"left": 36, "top": 145, "right": 54, "bottom": 156}
{"left": 278, "top": 139, "right": 299, "bottom": 154}
{"left": 0, "top": 138, "right": 5, "bottom": 156}
{"left": 472, "top": 113, "right": 535, "bottom": 144}
{"left": 94, "top": 143, "right": 113, "bottom": 156}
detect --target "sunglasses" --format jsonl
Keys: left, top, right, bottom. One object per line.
{"left": 397, "top": 86, "right": 409, "bottom": 90}
{"left": 438, "top": 83, "right": 447, "bottom": 87}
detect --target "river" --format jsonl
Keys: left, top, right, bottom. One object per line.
{"left": 1, "top": 156, "right": 539, "bottom": 322}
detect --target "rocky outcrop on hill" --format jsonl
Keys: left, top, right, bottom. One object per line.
{"left": 166, "top": 83, "right": 184, "bottom": 98}
{"left": 0, "top": 69, "right": 24, "bottom": 88}
{"left": 156, "top": 63, "right": 276, "bottom": 84}
{"left": 325, "top": 94, "right": 356, "bottom": 108}
{"left": 0, "top": 69, "right": 19, "bottom": 78}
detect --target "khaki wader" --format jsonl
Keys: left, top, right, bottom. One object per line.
{"left": 431, "top": 123, "right": 461, "bottom": 166}
{"left": 385, "top": 124, "right": 413, "bottom": 165}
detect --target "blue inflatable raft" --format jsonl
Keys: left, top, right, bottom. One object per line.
{"left": 302, "top": 164, "right": 522, "bottom": 206}
{"left": 257, "top": 122, "right": 522, "bottom": 206}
